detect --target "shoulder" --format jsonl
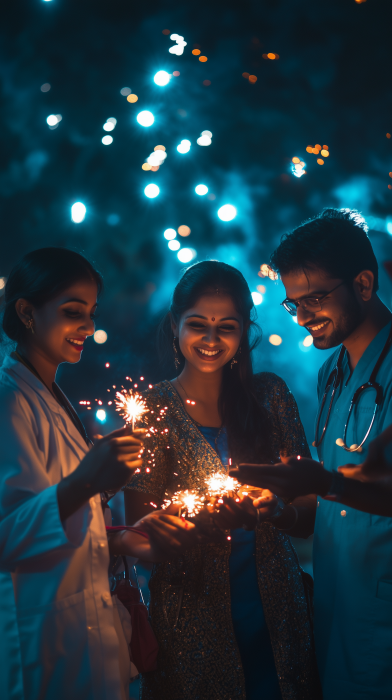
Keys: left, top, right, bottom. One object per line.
{"left": 0, "top": 367, "right": 37, "bottom": 430}
{"left": 253, "top": 371, "right": 291, "bottom": 397}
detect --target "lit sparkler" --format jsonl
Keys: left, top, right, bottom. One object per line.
{"left": 205, "top": 471, "right": 240, "bottom": 497}
{"left": 115, "top": 390, "right": 148, "bottom": 430}
{"left": 167, "top": 489, "right": 205, "bottom": 518}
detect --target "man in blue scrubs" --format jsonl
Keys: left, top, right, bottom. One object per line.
{"left": 231, "top": 208, "right": 392, "bottom": 700}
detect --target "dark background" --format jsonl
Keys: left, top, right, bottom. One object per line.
{"left": 1, "top": 0, "right": 392, "bottom": 448}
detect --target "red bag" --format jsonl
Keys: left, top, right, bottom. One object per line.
{"left": 107, "top": 526, "right": 159, "bottom": 673}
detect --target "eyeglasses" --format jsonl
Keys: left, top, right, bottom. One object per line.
{"left": 281, "top": 281, "right": 346, "bottom": 317}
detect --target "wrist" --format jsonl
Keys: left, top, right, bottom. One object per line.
{"left": 274, "top": 504, "right": 299, "bottom": 531}
{"left": 319, "top": 469, "right": 333, "bottom": 497}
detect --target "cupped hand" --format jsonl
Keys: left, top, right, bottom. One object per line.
{"left": 230, "top": 455, "right": 332, "bottom": 499}
{"left": 208, "top": 495, "right": 258, "bottom": 530}
{"left": 135, "top": 511, "right": 199, "bottom": 561}
{"left": 252, "top": 490, "right": 280, "bottom": 520}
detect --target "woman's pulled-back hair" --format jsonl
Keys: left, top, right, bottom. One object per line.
{"left": 158, "top": 260, "right": 272, "bottom": 463}
{"left": 2, "top": 247, "right": 103, "bottom": 343}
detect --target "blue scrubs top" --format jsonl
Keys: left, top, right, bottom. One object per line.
{"left": 198, "top": 426, "right": 281, "bottom": 700}
{"left": 315, "top": 321, "right": 392, "bottom": 700}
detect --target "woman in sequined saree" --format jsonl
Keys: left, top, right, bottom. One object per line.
{"left": 124, "top": 261, "right": 321, "bottom": 700}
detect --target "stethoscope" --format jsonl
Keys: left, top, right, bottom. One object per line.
{"left": 313, "top": 324, "right": 392, "bottom": 453}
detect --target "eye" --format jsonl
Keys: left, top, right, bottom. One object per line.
{"left": 188, "top": 321, "right": 205, "bottom": 329}
{"left": 63, "top": 309, "right": 81, "bottom": 317}
{"left": 219, "top": 324, "right": 236, "bottom": 332}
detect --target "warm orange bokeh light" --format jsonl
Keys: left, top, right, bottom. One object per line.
{"left": 306, "top": 146, "right": 313, "bottom": 153}
{"left": 192, "top": 49, "right": 201, "bottom": 55}
{"left": 199, "top": 56, "right": 208, "bottom": 62}
{"left": 389, "top": 185, "right": 392, "bottom": 190}
{"left": 387, "top": 133, "right": 391, "bottom": 139}
{"left": 162, "top": 29, "right": 170, "bottom": 35}
{"left": 127, "top": 94, "right": 138, "bottom": 103}
{"left": 292, "top": 157, "right": 300, "bottom": 164}
{"left": 249, "top": 75, "right": 257, "bottom": 83}
{"left": 323, "top": 145, "right": 329, "bottom": 149}
{"left": 203, "top": 80, "right": 211, "bottom": 86}
{"left": 154, "top": 145, "right": 166, "bottom": 151}
{"left": 173, "top": 71, "right": 180, "bottom": 76}
{"left": 142, "top": 163, "right": 151, "bottom": 171}
{"left": 317, "top": 158, "right": 324, "bottom": 165}
{"left": 178, "top": 225, "right": 191, "bottom": 237}
{"left": 389, "top": 172, "right": 392, "bottom": 178}
{"left": 151, "top": 165, "right": 159, "bottom": 172}
{"left": 242, "top": 72, "right": 250, "bottom": 78}
{"left": 321, "top": 149, "right": 329, "bottom": 157}
{"left": 267, "top": 53, "right": 276, "bottom": 59}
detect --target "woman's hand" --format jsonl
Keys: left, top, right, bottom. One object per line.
{"left": 135, "top": 511, "right": 199, "bottom": 561}
{"left": 58, "top": 427, "right": 146, "bottom": 522}
{"left": 207, "top": 494, "right": 258, "bottom": 530}
{"left": 252, "top": 490, "right": 280, "bottom": 520}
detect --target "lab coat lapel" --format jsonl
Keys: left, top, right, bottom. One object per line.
{"left": 4, "top": 356, "right": 89, "bottom": 474}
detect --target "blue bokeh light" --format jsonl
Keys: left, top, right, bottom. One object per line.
{"left": 144, "top": 184, "right": 160, "bottom": 198}
{"left": 251, "top": 291, "right": 263, "bottom": 305}
{"left": 195, "top": 184, "right": 208, "bottom": 195}
{"left": 217, "top": 204, "right": 237, "bottom": 221}
{"left": 71, "top": 202, "right": 86, "bottom": 223}
{"left": 164, "top": 228, "right": 176, "bottom": 240}
{"left": 154, "top": 71, "right": 171, "bottom": 86}
{"left": 177, "top": 248, "right": 196, "bottom": 263}
{"left": 177, "top": 140, "right": 191, "bottom": 154}
{"left": 96, "top": 409, "right": 107, "bottom": 422}
{"left": 137, "top": 111, "right": 154, "bottom": 127}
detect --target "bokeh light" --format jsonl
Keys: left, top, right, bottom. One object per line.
{"left": 71, "top": 202, "right": 86, "bottom": 223}
{"left": 269, "top": 334, "right": 282, "bottom": 346}
{"left": 199, "top": 56, "right": 208, "bottom": 62}
{"left": 169, "top": 34, "right": 187, "bottom": 55}
{"left": 168, "top": 240, "right": 180, "bottom": 251}
{"left": 197, "top": 134, "right": 212, "bottom": 146}
{"left": 195, "top": 184, "right": 208, "bottom": 195}
{"left": 144, "top": 184, "right": 160, "bottom": 198}
{"left": 154, "top": 70, "right": 171, "bottom": 86}
{"left": 147, "top": 150, "right": 167, "bottom": 166}
{"left": 303, "top": 335, "right": 313, "bottom": 347}
{"left": 46, "top": 114, "right": 61, "bottom": 127}
{"left": 177, "top": 248, "right": 196, "bottom": 263}
{"left": 137, "top": 110, "right": 154, "bottom": 126}
{"left": 251, "top": 291, "right": 263, "bottom": 305}
{"left": 96, "top": 409, "right": 107, "bottom": 422}
{"left": 40, "top": 83, "right": 51, "bottom": 92}
{"left": 178, "top": 225, "right": 191, "bottom": 236}
{"left": 217, "top": 204, "right": 237, "bottom": 221}
{"left": 177, "top": 139, "right": 191, "bottom": 153}
{"left": 102, "top": 135, "right": 113, "bottom": 145}
{"left": 103, "top": 122, "right": 115, "bottom": 131}
{"left": 94, "top": 330, "right": 108, "bottom": 344}
{"left": 120, "top": 87, "right": 131, "bottom": 96}
{"left": 164, "top": 228, "right": 176, "bottom": 240}
{"left": 127, "top": 94, "right": 138, "bottom": 103}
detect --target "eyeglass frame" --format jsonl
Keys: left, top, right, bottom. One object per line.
{"left": 280, "top": 281, "right": 347, "bottom": 317}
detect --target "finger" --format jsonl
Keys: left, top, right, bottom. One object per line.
{"left": 111, "top": 435, "right": 145, "bottom": 447}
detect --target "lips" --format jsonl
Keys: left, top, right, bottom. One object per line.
{"left": 66, "top": 337, "right": 86, "bottom": 352}
{"left": 306, "top": 320, "right": 330, "bottom": 337}
{"left": 194, "top": 347, "right": 224, "bottom": 361}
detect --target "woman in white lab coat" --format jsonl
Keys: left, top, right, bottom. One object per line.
{"left": 0, "top": 248, "right": 195, "bottom": 700}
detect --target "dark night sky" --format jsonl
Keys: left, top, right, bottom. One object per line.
{"left": 1, "top": 0, "right": 392, "bottom": 445}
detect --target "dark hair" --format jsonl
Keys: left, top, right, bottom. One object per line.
{"left": 270, "top": 208, "right": 379, "bottom": 292}
{"left": 2, "top": 247, "right": 103, "bottom": 343}
{"left": 158, "top": 260, "right": 273, "bottom": 463}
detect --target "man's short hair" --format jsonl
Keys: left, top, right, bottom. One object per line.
{"left": 270, "top": 208, "right": 379, "bottom": 292}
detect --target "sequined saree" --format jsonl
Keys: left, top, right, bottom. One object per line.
{"left": 125, "top": 373, "right": 321, "bottom": 699}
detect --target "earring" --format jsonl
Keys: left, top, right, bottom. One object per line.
{"left": 26, "top": 318, "right": 35, "bottom": 334}
{"left": 230, "top": 346, "right": 241, "bottom": 369}
{"left": 173, "top": 337, "right": 180, "bottom": 370}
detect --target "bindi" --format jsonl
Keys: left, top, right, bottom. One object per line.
{"left": 211, "top": 317, "right": 215, "bottom": 322}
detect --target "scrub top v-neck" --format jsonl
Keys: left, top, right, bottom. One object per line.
{"left": 314, "top": 321, "right": 392, "bottom": 700}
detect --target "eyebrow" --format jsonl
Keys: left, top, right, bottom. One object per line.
{"left": 286, "top": 290, "right": 329, "bottom": 301}
{"left": 61, "top": 298, "right": 97, "bottom": 306}
{"left": 185, "top": 314, "right": 240, "bottom": 322}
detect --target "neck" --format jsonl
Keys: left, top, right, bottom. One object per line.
{"left": 344, "top": 297, "right": 392, "bottom": 369}
{"left": 16, "top": 343, "right": 58, "bottom": 391}
{"left": 176, "top": 362, "right": 222, "bottom": 403}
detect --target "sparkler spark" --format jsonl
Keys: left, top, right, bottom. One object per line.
{"left": 205, "top": 471, "right": 240, "bottom": 496}
{"left": 115, "top": 390, "right": 148, "bottom": 430}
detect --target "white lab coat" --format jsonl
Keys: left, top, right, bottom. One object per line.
{"left": 0, "top": 355, "right": 131, "bottom": 700}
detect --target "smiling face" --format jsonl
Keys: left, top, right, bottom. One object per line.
{"left": 173, "top": 293, "right": 244, "bottom": 373}
{"left": 281, "top": 269, "right": 364, "bottom": 349}
{"left": 16, "top": 279, "right": 98, "bottom": 366}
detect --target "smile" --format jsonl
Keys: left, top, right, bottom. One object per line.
{"left": 66, "top": 338, "right": 85, "bottom": 350}
{"left": 195, "top": 347, "right": 224, "bottom": 360}
{"left": 306, "top": 320, "right": 330, "bottom": 337}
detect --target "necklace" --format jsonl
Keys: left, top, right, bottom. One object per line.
{"left": 175, "top": 376, "right": 196, "bottom": 406}
{"left": 175, "top": 377, "right": 225, "bottom": 453}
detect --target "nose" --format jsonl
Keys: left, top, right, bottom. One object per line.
{"left": 202, "top": 326, "right": 220, "bottom": 344}
{"left": 296, "top": 306, "right": 315, "bottom": 327}
{"left": 80, "top": 316, "right": 95, "bottom": 336}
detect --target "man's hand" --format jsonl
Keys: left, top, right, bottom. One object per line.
{"left": 229, "top": 455, "right": 332, "bottom": 499}
{"left": 338, "top": 425, "right": 392, "bottom": 484}
{"left": 207, "top": 495, "right": 258, "bottom": 530}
